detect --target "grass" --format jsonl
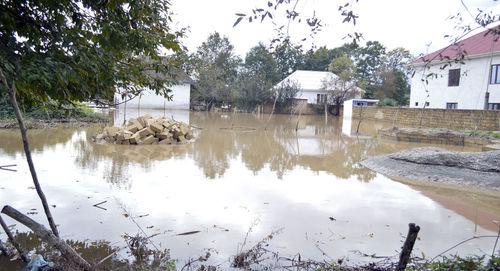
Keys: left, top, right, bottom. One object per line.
{"left": 463, "top": 130, "right": 500, "bottom": 139}
{"left": 412, "top": 255, "right": 500, "bottom": 271}
{"left": 0, "top": 100, "right": 108, "bottom": 128}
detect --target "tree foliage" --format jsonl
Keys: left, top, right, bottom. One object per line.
{"left": 244, "top": 43, "right": 280, "bottom": 84}
{"left": 234, "top": 43, "right": 280, "bottom": 110}
{"left": 190, "top": 32, "right": 241, "bottom": 108}
{"left": 323, "top": 54, "right": 359, "bottom": 115}
{"left": 273, "top": 40, "right": 304, "bottom": 80}
{"left": 0, "top": 0, "right": 184, "bottom": 105}
{"left": 273, "top": 79, "right": 300, "bottom": 107}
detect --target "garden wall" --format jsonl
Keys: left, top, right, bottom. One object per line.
{"left": 261, "top": 100, "right": 333, "bottom": 115}
{"left": 352, "top": 107, "right": 500, "bottom": 131}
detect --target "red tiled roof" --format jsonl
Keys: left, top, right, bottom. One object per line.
{"left": 411, "top": 28, "right": 500, "bottom": 65}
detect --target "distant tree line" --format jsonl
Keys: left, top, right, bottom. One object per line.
{"left": 181, "top": 32, "right": 413, "bottom": 111}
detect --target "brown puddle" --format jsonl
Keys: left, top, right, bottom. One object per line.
{"left": 0, "top": 110, "right": 498, "bottom": 267}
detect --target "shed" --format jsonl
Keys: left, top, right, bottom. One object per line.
{"left": 115, "top": 70, "right": 194, "bottom": 110}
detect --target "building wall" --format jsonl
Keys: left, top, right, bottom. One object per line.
{"left": 116, "top": 84, "right": 191, "bottom": 110}
{"left": 295, "top": 90, "right": 328, "bottom": 104}
{"left": 261, "top": 100, "right": 327, "bottom": 115}
{"left": 410, "top": 55, "right": 500, "bottom": 110}
{"left": 351, "top": 106, "right": 500, "bottom": 131}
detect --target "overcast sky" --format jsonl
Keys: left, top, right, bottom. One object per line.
{"left": 171, "top": 0, "right": 499, "bottom": 57}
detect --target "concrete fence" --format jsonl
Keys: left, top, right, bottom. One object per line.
{"left": 352, "top": 107, "right": 500, "bottom": 131}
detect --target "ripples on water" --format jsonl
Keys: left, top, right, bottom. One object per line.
{"left": 0, "top": 109, "right": 498, "bottom": 268}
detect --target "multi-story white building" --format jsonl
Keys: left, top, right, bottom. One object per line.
{"left": 410, "top": 28, "right": 500, "bottom": 110}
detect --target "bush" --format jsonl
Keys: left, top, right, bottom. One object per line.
{"left": 0, "top": 94, "right": 107, "bottom": 122}
{"left": 421, "top": 256, "right": 500, "bottom": 271}
{"left": 379, "top": 98, "right": 397, "bottom": 107}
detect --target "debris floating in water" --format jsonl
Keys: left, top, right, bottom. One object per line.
{"left": 177, "top": 231, "right": 201, "bottom": 236}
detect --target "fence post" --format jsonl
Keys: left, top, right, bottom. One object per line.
{"left": 397, "top": 223, "right": 420, "bottom": 271}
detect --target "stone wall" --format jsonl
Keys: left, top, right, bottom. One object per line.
{"left": 261, "top": 100, "right": 330, "bottom": 115}
{"left": 378, "top": 127, "right": 493, "bottom": 147}
{"left": 352, "top": 107, "right": 500, "bottom": 131}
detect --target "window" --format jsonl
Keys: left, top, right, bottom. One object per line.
{"left": 316, "top": 94, "right": 327, "bottom": 104}
{"left": 415, "top": 102, "right": 419, "bottom": 106}
{"left": 488, "top": 103, "right": 500, "bottom": 110}
{"left": 425, "top": 102, "right": 430, "bottom": 107}
{"left": 446, "top": 103, "right": 458, "bottom": 109}
{"left": 490, "top": 64, "right": 500, "bottom": 84}
{"left": 448, "top": 68, "right": 460, "bottom": 86}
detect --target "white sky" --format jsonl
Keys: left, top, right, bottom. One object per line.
{"left": 171, "top": 0, "right": 499, "bottom": 57}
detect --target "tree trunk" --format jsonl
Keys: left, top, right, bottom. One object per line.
{"left": 1, "top": 74, "right": 59, "bottom": 237}
{"left": 396, "top": 223, "right": 420, "bottom": 271}
{"left": 334, "top": 100, "right": 341, "bottom": 116}
{"left": 2, "top": 205, "right": 92, "bottom": 270}
{"left": 356, "top": 105, "right": 364, "bottom": 134}
{"left": 265, "top": 94, "right": 279, "bottom": 130}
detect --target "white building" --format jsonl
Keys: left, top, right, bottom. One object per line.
{"left": 273, "top": 70, "right": 361, "bottom": 104}
{"left": 410, "top": 28, "right": 500, "bottom": 110}
{"left": 115, "top": 71, "right": 194, "bottom": 110}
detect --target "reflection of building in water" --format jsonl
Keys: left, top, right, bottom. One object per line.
{"left": 280, "top": 124, "right": 337, "bottom": 156}
{"left": 112, "top": 108, "right": 190, "bottom": 126}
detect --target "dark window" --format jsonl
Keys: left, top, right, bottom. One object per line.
{"left": 446, "top": 103, "right": 458, "bottom": 109}
{"left": 488, "top": 103, "right": 500, "bottom": 110}
{"left": 415, "top": 102, "right": 419, "bottom": 106}
{"left": 317, "top": 94, "right": 327, "bottom": 104}
{"left": 425, "top": 102, "right": 430, "bottom": 107}
{"left": 491, "top": 64, "right": 500, "bottom": 84}
{"left": 448, "top": 69, "right": 460, "bottom": 87}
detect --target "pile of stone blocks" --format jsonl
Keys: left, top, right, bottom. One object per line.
{"left": 94, "top": 114, "right": 194, "bottom": 145}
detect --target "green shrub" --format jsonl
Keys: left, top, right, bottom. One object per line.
{"left": 0, "top": 94, "right": 107, "bottom": 122}
{"left": 422, "top": 256, "right": 499, "bottom": 271}
{"left": 379, "top": 98, "right": 397, "bottom": 107}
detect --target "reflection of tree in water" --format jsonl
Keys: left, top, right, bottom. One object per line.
{"left": 5, "top": 231, "right": 123, "bottom": 270}
{"left": 190, "top": 113, "right": 240, "bottom": 179}
{"left": 0, "top": 127, "right": 79, "bottom": 156}
{"left": 188, "top": 112, "right": 421, "bottom": 182}
{"left": 189, "top": 113, "right": 385, "bottom": 181}
{"left": 0, "top": 113, "right": 414, "bottom": 186}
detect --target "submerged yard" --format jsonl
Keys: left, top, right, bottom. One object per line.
{"left": 0, "top": 110, "right": 499, "bottom": 270}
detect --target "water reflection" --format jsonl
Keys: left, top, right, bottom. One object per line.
{"left": 0, "top": 111, "right": 479, "bottom": 183}
{"left": 0, "top": 127, "right": 77, "bottom": 156}
{"left": 1, "top": 111, "right": 498, "bottom": 266}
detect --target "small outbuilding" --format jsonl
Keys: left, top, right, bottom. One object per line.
{"left": 115, "top": 71, "right": 194, "bottom": 110}
{"left": 343, "top": 99, "right": 379, "bottom": 118}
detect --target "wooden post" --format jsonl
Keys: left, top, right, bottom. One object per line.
{"left": 2, "top": 205, "right": 92, "bottom": 270}
{"left": 0, "top": 214, "right": 28, "bottom": 263}
{"left": 397, "top": 223, "right": 420, "bottom": 271}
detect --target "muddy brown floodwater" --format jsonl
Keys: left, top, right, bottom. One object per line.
{"left": 0, "top": 110, "right": 499, "bottom": 269}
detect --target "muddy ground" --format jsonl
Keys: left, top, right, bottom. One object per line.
{"left": 361, "top": 147, "right": 500, "bottom": 191}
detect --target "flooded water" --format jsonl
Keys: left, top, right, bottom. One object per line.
{"left": 1, "top": 110, "right": 499, "bottom": 269}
